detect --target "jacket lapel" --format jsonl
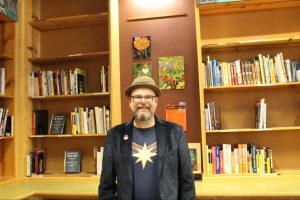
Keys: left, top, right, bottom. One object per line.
{"left": 155, "top": 117, "right": 168, "bottom": 177}
{"left": 120, "top": 121, "right": 133, "bottom": 191}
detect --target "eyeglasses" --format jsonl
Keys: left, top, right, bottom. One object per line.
{"left": 131, "top": 95, "right": 157, "bottom": 102}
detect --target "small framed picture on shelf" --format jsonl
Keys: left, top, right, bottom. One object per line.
{"left": 188, "top": 143, "right": 202, "bottom": 172}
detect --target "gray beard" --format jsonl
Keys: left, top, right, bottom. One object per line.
{"left": 135, "top": 110, "right": 152, "bottom": 121}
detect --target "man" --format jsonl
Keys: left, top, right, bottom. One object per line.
{"left": 99, "top": 76, "right": 195, "bottom": 200}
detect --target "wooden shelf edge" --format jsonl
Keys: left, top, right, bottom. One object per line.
{"left": 202, "top": 172, "right": 300, "bottom": 179}
{"left": 28, "top": 51, "right": 109, "bottom": 63}
{"left": 206, "top": 126, "right": 300, "bottom": 133}
{"left": 201, "top": 34, "right": 300, "bottom": 50}
{"left": 29, "top": 92, "right": 109, "bottom": 100}
{"left": 0, "top": 53, "right": 14, "bottom": 60}
{"left": 0, "top": 95, "right": 14, "bottom": 99}
{"left": 30, "top": 12, "right": 108, "bottom": 31}
{"left": 127, "top": 13, "right": 187, "bottom": 21}
{"left": 198, "top": 0, "right": 300, "bottom": 15}
{"left": 0, "top": 13, "right": 16, "bottom": 22}
{"left": 30, "top": 172, "right": 99, "bottom": 178}
{"left": 0, "top": 136, "right": 14, "bottom": 140}
{"left": 30, "top": 134, "right": 107, "bottom": 138}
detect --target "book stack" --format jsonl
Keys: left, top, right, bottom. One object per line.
{"left": 0, "top": 108, "right": 13, "bottom": 136}
{"left": 27, "top": 148, "right": 46, "bottom": 176}
{"left": 204, "top": 101, "right": 221, "bottom": 130}
{"left": 207, "top": 144, "right": 274, "bottom": 175}
{"left": 71, "top": 106, "right": 110, "bottom": 134}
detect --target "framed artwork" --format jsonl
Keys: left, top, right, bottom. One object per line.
{"left": 188, "top": 143, "right": 202, "bottom": 172}
{"left": 133, "top": 63, "right": 152, "bottom": 79}
{"left": 158, "top": 56, "right": 185, "bottom": 90}
{"left": 132, "top": 36, "right": 151, "bottom": 59}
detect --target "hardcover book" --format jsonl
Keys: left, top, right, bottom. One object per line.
{"left": 32, "top": 109, "right": 48, "bottom": 135}
{"left": 64, "top": 150, "right": 81, "bottom": 174}
{"left": 48, "top": 114, "right": 66, "bottom": 134}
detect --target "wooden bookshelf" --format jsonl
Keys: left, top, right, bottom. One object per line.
{"left": 30, "top": 12, "right": 108, "bottom": 31}
{"left": 197, "top": 0, "right": 300, "bottom": 15}
{"left": 23, "top": 0, "right": 120, "bottom": 178}
{"left": 0, "top": 8, "right": 16, "bottom": 181}
{"left": 195, "top": 1, "right": 300, "bottom": 177}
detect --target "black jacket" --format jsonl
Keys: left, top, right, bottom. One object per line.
{"left": 98, "top": 117, "right": 196, "bottom": 200}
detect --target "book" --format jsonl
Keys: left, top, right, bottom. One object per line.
{"left": 48, "top": 114, "right": 66, "bottom": 134}
{"left": 64, "top": 150, "right": 81, "bottom": 173}
{"left": 32, "top": 109, "right": 48, "bottom": 135}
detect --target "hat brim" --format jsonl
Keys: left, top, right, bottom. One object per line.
{"left": 125, "top": 83, "right": 161, "bottom": 97}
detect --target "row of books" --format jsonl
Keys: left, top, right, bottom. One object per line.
{"left": 203, "top": 53, "right": 300, "bottom": 87}
{"left": 0, "top": 68, "right": 5, "bottom": 95}
{"left": 27, "top": 148, "right": 46, "bottom": 175}
{"left": 207, "top": 144, "right": 274, "bottom": 175}
{"left": 0, "top": 108, "right": 13, "bottom": 137}
{"left": 26, "top": 147, "right": 105, "bottom": 176}
{"left": 71, "top": 106, "right": 110, "bottom": 135}
{"left": 205, "top": 98, "right": 268, "bottom": 130}
{"left": 30, "top": 68, "right": 87, "bottom": 97}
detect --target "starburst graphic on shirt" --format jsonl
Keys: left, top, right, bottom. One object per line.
{"left": 132, "top": 142, "right": 157, "bottom": 169}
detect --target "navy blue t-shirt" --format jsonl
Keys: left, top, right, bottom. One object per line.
{"left": 132, "top": 126, "right": 159, "bottom": 200}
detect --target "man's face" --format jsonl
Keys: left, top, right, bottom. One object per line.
{"left": 129, "top": 88, "right": 158, "bottom": 121}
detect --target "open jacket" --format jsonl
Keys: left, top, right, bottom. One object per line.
{"left": 98, "top": 116, "right": 196, "bottom": 200}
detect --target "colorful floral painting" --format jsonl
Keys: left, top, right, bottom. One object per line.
{"left": 132, "top": 36, "right": 151, "bottom": 60}
{"left": 158, "top": 56, "right": 185, "bottom": 90}
{"left": 133, "top": 63, "right": 152, "bottom": 79}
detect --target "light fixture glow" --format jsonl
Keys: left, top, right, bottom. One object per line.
{"left": 133, "top": 0, "right": 175, "bottom": 9}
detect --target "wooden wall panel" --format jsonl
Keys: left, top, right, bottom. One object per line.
{"left": 119, "top": 0, "right": 201, "bottom": 142}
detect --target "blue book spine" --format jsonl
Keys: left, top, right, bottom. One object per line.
{"left": 212, "top": 60, "right": 219, "bottom": 86}
{"left": 251, "top": 144, "right": 257, "bottom": 173}
{"left": 215, "top": 146, "right": 221, "bottom": 174}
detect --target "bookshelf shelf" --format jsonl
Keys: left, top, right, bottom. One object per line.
{"left": 204, "top": 82, "right": 300, "bottom": 91}
{"left": 0, "top": 136, "right": 13, "bottom": 140}
{"left": 206, "top": 126, "right": 300, "bottom": 133}
{"left": 198, "top": 0, "right": 300, "bottom": 15}
{"left": 30, "top": 12, "right": 108, "bottom": 31}
{"left": 30, "top": 134, "right": 107, "bottom": 138}
{"left": 0, "top": 53, "right": 13, "bottom": 60}
{"left": 0, "top": 13, "right": 15, "bottom": 22}
{"left": 0, "top": 95, "right": 14, "bottom": 99}
{"left": 28, "top": 51, "right": 109, "bottom": 63}
{"left": 30, "top": 92, "right": 109, "bottom": 100}
{"left": 202, "top": 33, "right": 300, "bottom": 52}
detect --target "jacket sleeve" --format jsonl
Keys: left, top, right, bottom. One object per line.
{"left": 98, "top": 131, "right": 117, "bottom": 200}
{"left": 178, "top": 127, "right": 196, "bottom": 200}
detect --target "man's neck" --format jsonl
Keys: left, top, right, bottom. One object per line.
{"left": 133, "top": 117, "right": 155, "bottom": 128}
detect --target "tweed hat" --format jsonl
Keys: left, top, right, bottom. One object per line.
{"left": 125, "top": 76, "right": 161, "bottom": 97}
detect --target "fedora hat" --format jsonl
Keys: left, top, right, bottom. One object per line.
{"left": 125, "top": 76, "right": 161, "bottom": 97}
